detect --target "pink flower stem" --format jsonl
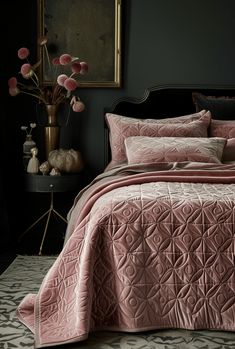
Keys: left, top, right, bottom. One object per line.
{"left": 52, "top": 85, "right": 66, "bottom": 104}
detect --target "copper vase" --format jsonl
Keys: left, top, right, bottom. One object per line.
{"left": 44, "top": 104, "right": 60, "bottom": 160}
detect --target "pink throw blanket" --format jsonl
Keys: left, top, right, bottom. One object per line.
{"left": 17, "top": 162, "right": 235, "bottom": 347}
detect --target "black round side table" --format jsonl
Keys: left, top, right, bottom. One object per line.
{"left": 19, "top": 173, "right": 82, "bottom": 255}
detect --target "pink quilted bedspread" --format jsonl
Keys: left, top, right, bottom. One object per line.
{"left": 17, "top": 162, "right": 235, "bottom": 348}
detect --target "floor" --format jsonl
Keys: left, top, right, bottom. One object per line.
{"left": 0, "top": 220, "right": 63, "bottom": 274}
{"left": 0, "top": 217, "right": 64, "bottom": 274}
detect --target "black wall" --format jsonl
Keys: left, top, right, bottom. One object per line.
{"left": 4, "top": 0, "right": 235, "bottom": 248}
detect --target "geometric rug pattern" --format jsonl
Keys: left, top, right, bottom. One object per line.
{"left": 1, "top": 255, "right": 235, "bottom": 348}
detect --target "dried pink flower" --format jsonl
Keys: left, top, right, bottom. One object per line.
{"left": 70, "top": 96, "right": 85, "bottom": 112}
{"left": 18, "top": 47, "right": 30, "bottom": 60}
{"left": 80, "top": 62, "right": 88, "bottom": 74}
{"left": 72, "top": 100, "right": 85, "bottom": 112}
{"left": 64, "top": 78, "right": 78, "bottom": 91}
{"left": 59, "top": 54, "right": 72, "bottom": 65}
{"left": 8, "top": 37, "right": 88, "bottom": 116}
{"left": 20, "top": 63, "right": 33, "bottom": 78}
{"left": 9, "top": 86, "right": 20, "bottom": 96}
{"left": 8, "top": 77, "right": 17, "bottom": 88}
{"left": 71, "top": 62, "right": 81, "bottom": 74}
{"left": 57, "top": 74, "right": 68, "bottom": 86}
{"left": 52, "top": 57, "right": 61, "bottom": 65}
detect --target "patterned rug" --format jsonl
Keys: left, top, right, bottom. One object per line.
{"left": 1, "top": 255, "right": 235, "bottom": 349}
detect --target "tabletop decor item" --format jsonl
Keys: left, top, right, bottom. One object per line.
{"left": 48, "top": 148, "right": 84, "bottom": 173}
{"left": 27, "top": 147, "right": 40, "bottom": 174}
{"left": 21, "top": 123, "right": 37, "bottom": 169}
{"left": 39, "top": 161, "right": 50, "bottom": 176}
{"left": 8, "top": 36, "right": 88, "bottom": 159}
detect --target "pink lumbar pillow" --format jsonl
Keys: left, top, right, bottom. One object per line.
{"left": 124, "top": 136, "right": 226, "bottom": 164}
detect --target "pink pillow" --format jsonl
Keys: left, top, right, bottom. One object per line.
{"left": 209, "top": 119, "right": 235, "bottom": 139}
{"left": 124, "top": 136, "right": 226, "bottom": 164}
{"left": 149, "top": 109, "right": 208, "bottom": 124}
{"left": 105, "top": 111, "right": 211, "bottom": 169}
{"left": 223, "top": 138, "right": 235, "bottom": 162}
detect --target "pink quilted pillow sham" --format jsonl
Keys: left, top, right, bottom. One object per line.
{"left": 209, "top": 119, "right": 235, "bottom": 139}
{"left": 149, "top": 109, "right": 209, "bottom": 124}
{"left": 105, "top": 111, "right": 211, "bottom": 169}
{"left": 222, "top": 138, "right": 235, "bottom": 162}
{"left": 124, "top": 136, "right": 226, "bottom": 164}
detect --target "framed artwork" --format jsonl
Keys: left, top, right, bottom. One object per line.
{"left": 37, "top": 0, "right": 122, "bottom": 88}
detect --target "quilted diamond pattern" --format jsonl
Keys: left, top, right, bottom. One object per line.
{"left": 124, "top": 136, "right": 226, "bottom": 164}
{"left": 105, "top": 111, "right": 211, "bottom": 169}
{"left": 16, "top": 165, "right": 235, "bottom": 347}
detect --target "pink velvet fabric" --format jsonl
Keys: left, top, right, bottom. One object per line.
{"left": 17, "top": 162, "right": 235, "bottom": 348}
{"left": 105, "top": 111, "right": 211, "bottom": 170}
{"left": 124, "top": 136, "right": 226, "bottom": 164}
{"left": 210, "top": 119, "right": 235, "bottom": 138}
{"left": 209, "top": 119, "right": 235, "bottom": 162}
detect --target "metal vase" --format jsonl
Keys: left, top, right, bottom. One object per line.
{"left": 44, "top": 104, "right": 60, "bottom": 160}
{"left": 44, "top": 126, "right": 60, "bottom": 160}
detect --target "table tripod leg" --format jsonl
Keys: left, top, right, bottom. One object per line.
{"left": 18, "top": 209, "right": 51, "bottom": 242}
{"left": 19, "top": 190, "right": 68, "bottom": 255}
{"left": 38, "top": 191, "right": 67, "bottom": 255}
{"left": 39, "top": 209, "right": 52, "bottom": 256}
{"left": 52, "top": 209, "right": 68, "bottom": 223}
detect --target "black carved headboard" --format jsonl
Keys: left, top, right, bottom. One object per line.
{"left": 104, "top": 84, "right": 235, "bottom": 166}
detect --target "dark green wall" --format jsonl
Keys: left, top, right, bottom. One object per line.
{"left": 75, "top": 0, "right": 235, "bottom": 175}
{"left": 4, "top": 0, "right": 235, "bottom": 249}
{"left": 6, "top": 0, "right": 235, "bottom": 176}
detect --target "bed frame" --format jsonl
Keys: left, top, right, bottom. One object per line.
{"left": 104, "top": 84, "right": 235, "bottom": 166}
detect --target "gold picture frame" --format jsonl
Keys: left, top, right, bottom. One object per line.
{"left": 37, "top": 0, "right": 122, "bottom": 88}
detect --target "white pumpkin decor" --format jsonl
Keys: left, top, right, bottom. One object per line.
{"left": 48, "top": 149, "right": 84, "bottom": 173}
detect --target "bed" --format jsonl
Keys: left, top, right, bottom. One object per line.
{"left": 17, "top": 85, "right": 235, "bottom": 348}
